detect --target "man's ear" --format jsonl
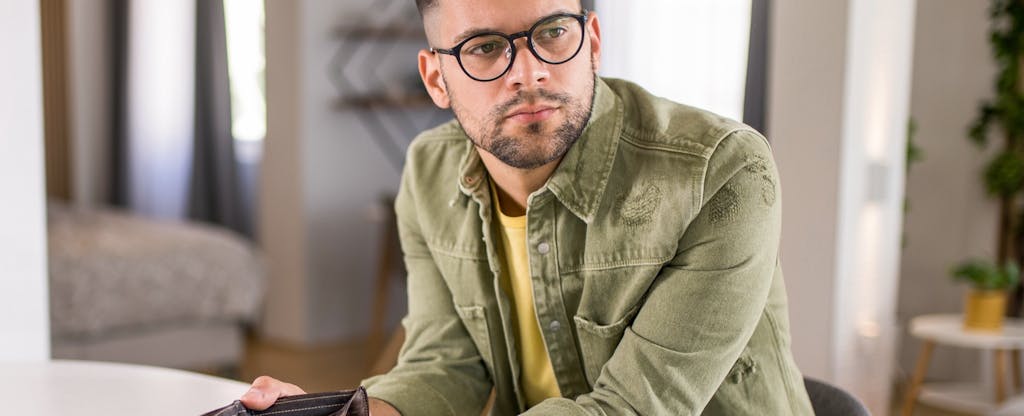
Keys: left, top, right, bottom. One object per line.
{"left": 419, "top": 49, "right": 451, "bottom": 109}
{"left": 587, "top": 12, "right": 602, "bottom": 72}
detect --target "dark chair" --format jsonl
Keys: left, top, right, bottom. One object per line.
{"left": 804, "top": 377, "right": 871, "bottom": 416}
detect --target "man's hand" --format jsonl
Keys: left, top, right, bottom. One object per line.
{"left": 239, "top": 375, "right": 306, "bottom": 410}
{"left": 240, "top": 375, "right": 402, "bottom": 416}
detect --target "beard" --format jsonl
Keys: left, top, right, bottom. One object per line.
{"left": 447, "top": 69, "right": 597, "bottom": 170}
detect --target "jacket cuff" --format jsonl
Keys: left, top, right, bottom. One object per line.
{"left": 364, "top": 376, "right": 457, "bottom": 416}
{"left": 520, "top": 398, "right": 590, "bottom": 416}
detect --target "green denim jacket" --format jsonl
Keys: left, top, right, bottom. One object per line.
{"left": 362, "top": 78, "right": 813, "bottom": 415}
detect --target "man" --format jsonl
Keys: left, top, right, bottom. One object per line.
{"left": 243, "top": 0, "right": 813, "bottom": 414}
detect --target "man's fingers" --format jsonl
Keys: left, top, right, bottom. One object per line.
{"left": 239, "top": 387, "right": 269, "bottom": 410}
{"left": 239, "top": 375, "right": 307, "bottom": 410}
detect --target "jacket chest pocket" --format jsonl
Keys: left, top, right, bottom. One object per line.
{"left": 572, "top": 305, "right": 640, "bottom": 388}
{"left": 455, "top": 304, "right": 496, "bottom": 381}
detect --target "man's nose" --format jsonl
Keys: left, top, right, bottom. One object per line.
{"left": 503, "top": 38, "right": 549, "bottom": 89}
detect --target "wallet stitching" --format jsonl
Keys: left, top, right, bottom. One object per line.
{"left": 350, "top": 388, "right": 367, "bottom": 415}
{"left": 256, "top": 403, "right": 343, "bottom": 416}
{"left": 273, "top": 394, "right": 348, "bottom": 404}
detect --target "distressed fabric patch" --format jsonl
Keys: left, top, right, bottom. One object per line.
{"left": 744, "top": 155, "right": 777, "bottom": 206}
{"left": 708, "top": 184, "right": 741, "bottom": 225}
{"left": 615, "top": 182, "right": 664, "bottom": 228}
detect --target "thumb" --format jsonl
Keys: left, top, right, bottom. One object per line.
{"left": 239, "top": 386, "right": 270, "bottom": 409}
{"left": 240, "top": 376, "right": 306, "bottom": 410}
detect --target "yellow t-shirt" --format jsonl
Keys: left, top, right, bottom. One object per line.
{"left": 492, "top": 183, "right": 561, "bottom": 407}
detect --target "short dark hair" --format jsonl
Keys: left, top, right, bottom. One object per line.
{"left": 417, "top": 1, "right": 585, "bottom": 19}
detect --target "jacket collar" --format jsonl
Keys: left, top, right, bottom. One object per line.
{"left": 457, "top": 77, "right": 624, "bottom": 224}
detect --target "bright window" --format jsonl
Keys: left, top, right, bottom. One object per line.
{"left": 595, "top": 0, "right": 752, "bottom": 121}
{"left": 223, "top": 0, "right": 266, "bottom": 144}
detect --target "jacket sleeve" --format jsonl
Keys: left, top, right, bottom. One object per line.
{"left": 524, "top": 130, "right": 782, "bottom": 415}
{"left": 361, "top": 161, "right": 493, "bottom": 416}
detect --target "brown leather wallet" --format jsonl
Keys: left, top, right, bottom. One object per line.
{"left": 200, "top": 387, "right": 369, "bottom": 416}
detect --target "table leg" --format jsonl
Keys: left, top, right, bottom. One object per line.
{"left": 996, "top": 349, "right": 1007, "bottom": 403}
{"left": 902, "top": 340, "right": 935, "bottom": 416}
{"left": 1013, "top": 350, "right": 1022, "bottom": 393}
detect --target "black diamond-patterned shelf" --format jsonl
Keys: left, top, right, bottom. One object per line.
{"left": 328, "top": 0, "right": 451, "bottom": 172}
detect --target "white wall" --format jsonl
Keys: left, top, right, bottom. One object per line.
{"left": 261, "top": 0, "right": 312, "bottom": 343}
{"left": 832, "top": 1, "right": 916, "bottom": 410}
{"left": 771, "top": 0, "right": 916, "bottom": 413}
{"left": 0, "top": 0, "right": 50, "bottom": 361}
{"left": 262, "top": 0, "right": 425, "bottom": 344}
{"left": 595, "top": 0, "right": 751, "bottom": 121}
{"left": 300, "top": 0, "right": 405, "bottom": 344}
{"left": 897, "top": 0, "right": 998, "bottom": 383}
{"left": 770, "top": 0, "right": 849, "bottom": 381}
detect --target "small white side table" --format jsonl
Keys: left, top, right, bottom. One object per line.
{"left": 902, "top": 314, "right": 1024, "bottom": 416}
{"left": 0, "top": 359, "right": 250, "bottom": 415}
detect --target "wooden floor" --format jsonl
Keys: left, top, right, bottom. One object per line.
{"left": 237, "top": 335, "right": 384, "bottom": 393}
{"left": 911, "top": 407, "right": 971, "bottom": 416}
{"left": 896, "top": 403, "right": 972, "bottom": 416}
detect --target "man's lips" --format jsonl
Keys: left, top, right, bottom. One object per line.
{"left": 506, "top": 106, "right": 558, "bottom": 123}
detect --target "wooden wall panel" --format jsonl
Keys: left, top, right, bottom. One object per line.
{"left": 41, "top": 0, "right": 71, "bottom": 201}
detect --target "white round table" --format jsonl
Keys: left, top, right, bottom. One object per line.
{"left": 902, "top": 314, "right": 1024, "bottom": 416}
{"left": 0, "top": 359, "right": 251, "bottom": 415}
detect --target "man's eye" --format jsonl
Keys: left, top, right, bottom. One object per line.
{"left": 538, "top": 27, "right": 567, "bottom": 39}
{"left": 467, "top": 41, "right": 502, "bottom": 56}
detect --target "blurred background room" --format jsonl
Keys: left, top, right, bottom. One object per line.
{"left": 2, "top": 0, "right": 1019, "bottom": 415}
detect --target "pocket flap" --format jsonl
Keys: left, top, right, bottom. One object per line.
{"left": 455, "top": 304, "right": 486, "bottom": 320}
{"left": 573, "top": 304, "right": 641, "bottom": 338}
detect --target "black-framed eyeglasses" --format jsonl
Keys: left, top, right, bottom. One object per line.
{"left": 429, "top": 10, "right": 588, "bottom": 82}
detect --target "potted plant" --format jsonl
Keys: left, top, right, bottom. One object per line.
{"left": 952, "top": 260, "right": 1020, "bottom": 330}
{"left": 966, "top": 0, "right": 1024, "bottom": 317}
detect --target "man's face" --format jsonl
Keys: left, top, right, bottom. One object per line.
{"left": 418, "top": 0, "right": 602, "bottom": 170}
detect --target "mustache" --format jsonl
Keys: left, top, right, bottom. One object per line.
{"left": 492, "top": 89, "right": 572, "bottom": 118}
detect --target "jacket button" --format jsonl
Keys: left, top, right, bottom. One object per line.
{"left": 537, "top": 242, "right": 550, "bottom": 254}
{"left": 549, "top": 320, "right": 561, "bottom": 332}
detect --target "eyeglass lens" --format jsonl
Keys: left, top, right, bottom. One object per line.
{"left": 458, "top": 14, "right": 583, "bottom": 81}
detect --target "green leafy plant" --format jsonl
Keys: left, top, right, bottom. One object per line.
{"left": 907, "top": 118, "right": 923, "bottom": 171}
{"left": 952, "top": 259, "right": 1021, "bottom": 291}
{"left": 903, "top": 118, "right": 922, "bottom": 249}
{"left": 963, "top": 0, "right": 1024, "bottom": 314}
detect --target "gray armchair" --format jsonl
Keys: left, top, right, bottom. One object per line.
{"left": 804, "top": 377, "right": 871, "bottom": 416}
